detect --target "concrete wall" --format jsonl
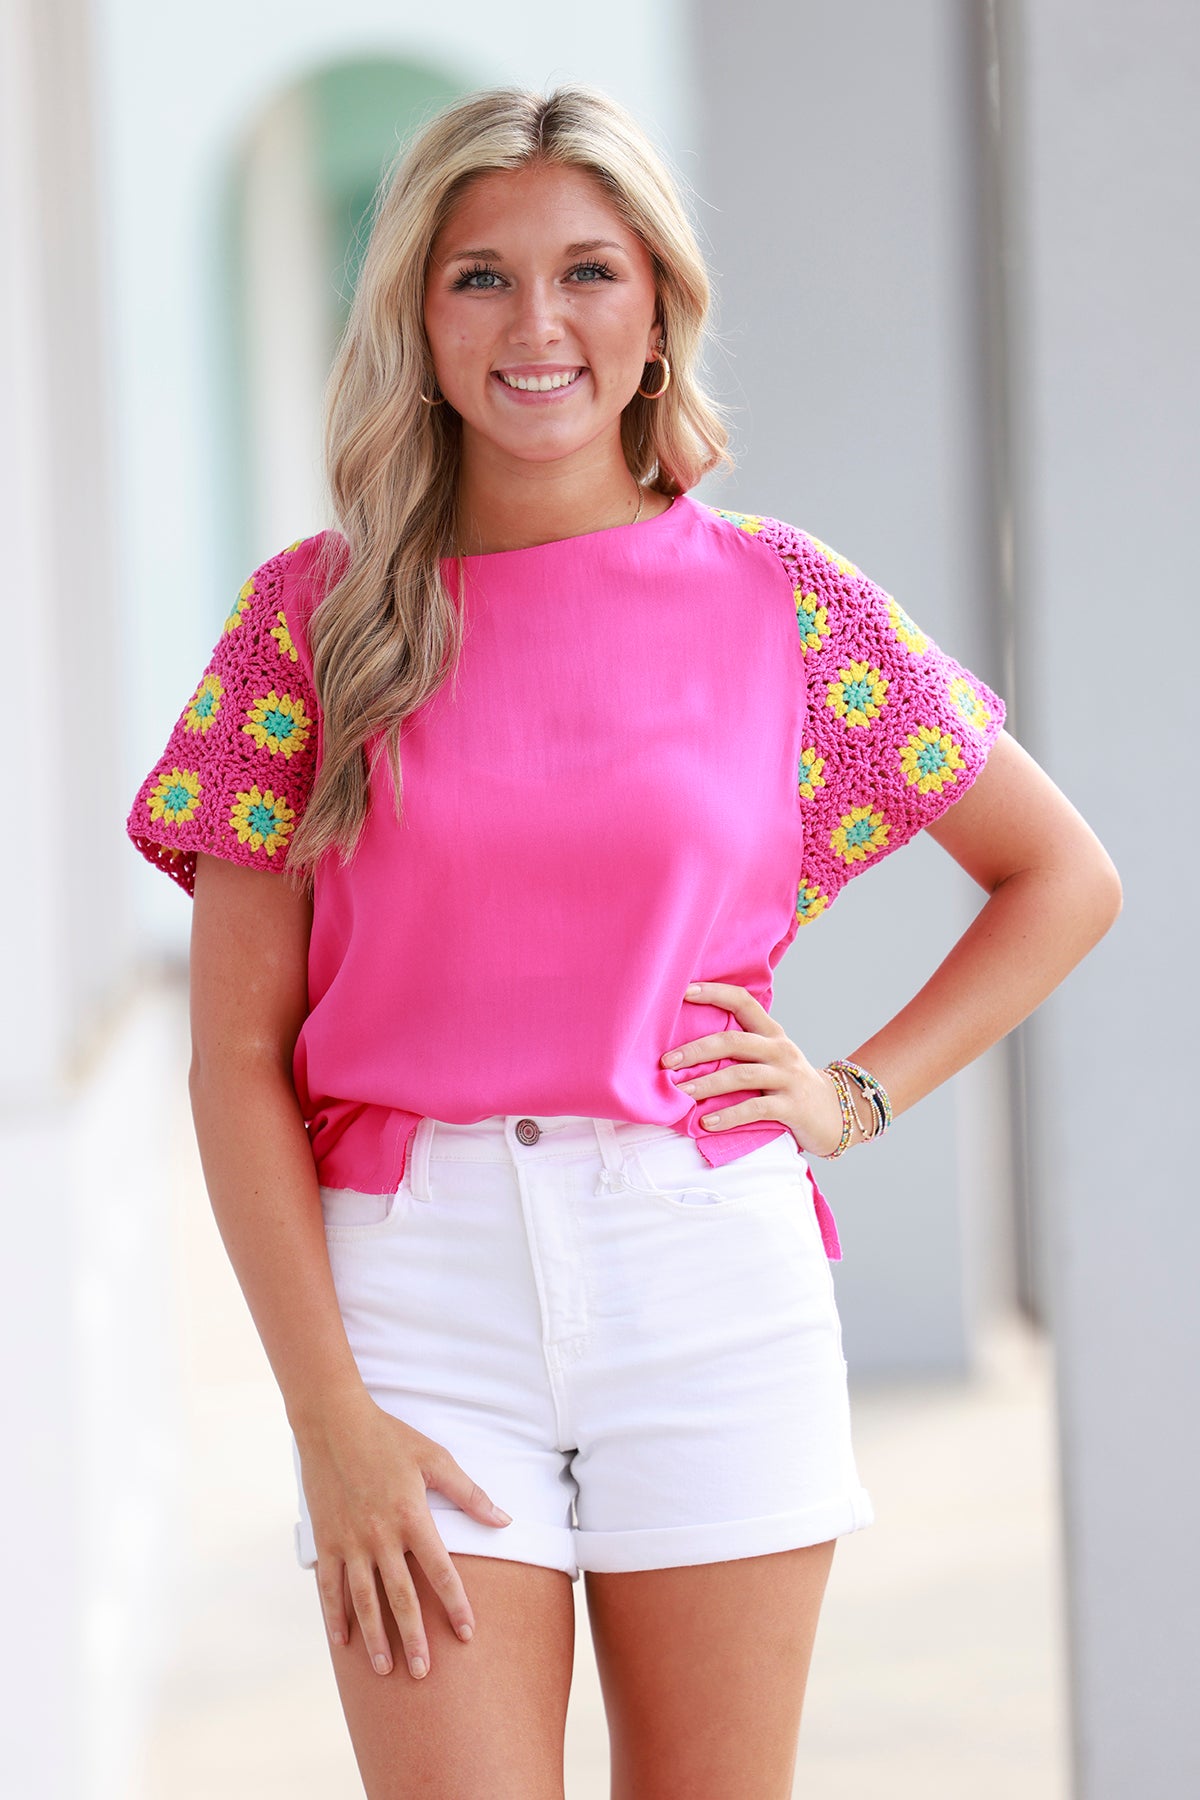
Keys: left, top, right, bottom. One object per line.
{"left": 1001, "top": 2, "right": 1200, "bottom": 1792}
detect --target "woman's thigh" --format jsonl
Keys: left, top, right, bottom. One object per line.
{"left": 320, "top": 1551, "right": 576, "bottom": 1800}
{"left": 584, "top": 1541, "right": 838, "bottom": 1800}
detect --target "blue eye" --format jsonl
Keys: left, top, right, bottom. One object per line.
{"left": 452, "top": 262, "right": 502, "bottom": 290}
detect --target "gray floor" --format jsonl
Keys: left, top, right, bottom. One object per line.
{"left": 135, "top": 1141, "right": 1070, "bottom": 1798}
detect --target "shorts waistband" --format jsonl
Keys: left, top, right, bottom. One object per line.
{"left": 404, "top": 1114, "right": 682, "bottom": 1194}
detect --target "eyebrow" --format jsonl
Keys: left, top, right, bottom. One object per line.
{"left": 442, "top": 238, "right": 628, "bottom": 262}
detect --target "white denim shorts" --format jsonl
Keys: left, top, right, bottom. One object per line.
{"left": 291, "top": 1113, "right": 874, "bottom": 1581}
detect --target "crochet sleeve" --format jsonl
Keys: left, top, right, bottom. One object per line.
{"left": 748, "top": 511, "right": 1007, "bottom": 926}
{"left": 125, "top": 539, "right": 320, "bottom": 899}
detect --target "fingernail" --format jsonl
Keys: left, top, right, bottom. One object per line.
{"left": 458, "top": 1622, "right": 474, "bottom": 1641}
{"left": 373, "top": 1654, "right": 391, "bottom": 1674}
{"left": 492, "top": 1505, "right": 513, "bottom": 1523}
{"left": 411, "top": 1656, "right": 428, "bottom": 1678}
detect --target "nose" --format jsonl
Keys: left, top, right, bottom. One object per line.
{"left": 506, "top": 276, "right": 565, "bottom": 349}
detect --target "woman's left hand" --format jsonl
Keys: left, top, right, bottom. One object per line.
{"left": 661, "top": 980, "right": 846, "bottom": 1157}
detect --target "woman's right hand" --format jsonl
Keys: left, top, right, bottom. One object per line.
{"left": 293, "top": 1390, "right": 513, "bottom": 1679}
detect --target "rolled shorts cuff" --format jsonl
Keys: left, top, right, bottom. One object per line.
{"left": 573, "top": 1488, "right": 876, "bottom": 1576}
{"left": 293, "top": 1507, "right": 581, "bottom": 1582}
{"left": 294, "top": 1488, "right": 876, "bottom": 1582}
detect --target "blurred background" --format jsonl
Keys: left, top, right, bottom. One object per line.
{"left": 2, "top": 1, "right": 1195, "bottom": 1795}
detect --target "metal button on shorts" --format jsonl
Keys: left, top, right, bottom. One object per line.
{"left": 515, "top": 1118, "right": 542, "bottom": 1144}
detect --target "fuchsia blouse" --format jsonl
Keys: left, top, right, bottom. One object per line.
{"left": 126, "top": 492, "right": 1006, "bottom": 1260}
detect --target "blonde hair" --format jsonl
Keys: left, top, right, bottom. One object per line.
{"left": 287, "top": 82, "right": 734, "bottom": 886}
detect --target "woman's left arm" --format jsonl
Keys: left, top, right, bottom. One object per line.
{"left": 836, "top": 726, "right": 1122, "bottom": 1125}
{"left": 667, "top": 730, "right": 1123, "bottom": 1153}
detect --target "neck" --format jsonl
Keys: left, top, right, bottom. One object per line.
{"left": 453, "top": 459, "right": 647, "bottom": 556}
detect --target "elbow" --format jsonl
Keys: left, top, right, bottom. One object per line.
{"left": 1068, "top": 848, "right": 1124, "bottom": 947}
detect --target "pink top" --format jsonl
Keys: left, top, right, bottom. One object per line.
{"left": 126, "top": 493, "right": 1006, "bottom": 1260}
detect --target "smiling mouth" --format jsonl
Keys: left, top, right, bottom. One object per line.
{"left": 493, "top": 368, "right": 586, "bottom": 393}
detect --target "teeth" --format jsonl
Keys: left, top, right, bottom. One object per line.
{"left": 497, "top": 369, "right": 582, "bottom": 392}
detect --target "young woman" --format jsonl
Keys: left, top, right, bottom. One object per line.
{"left": 126, "top": 82, "right": 1121, "bottom": 1800}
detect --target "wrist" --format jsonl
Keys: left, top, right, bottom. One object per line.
{"left": 804, "top": 1065, "right": 851, "bottom": 1158}
{"left": 287, "top": 1376, "right": 374, "bottom": 1444}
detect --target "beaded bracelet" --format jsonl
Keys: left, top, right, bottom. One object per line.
{"left": 820, "top": 1058, "right": 859, "bottom": 1159}
{"left": 840, "top": 1071, "right": 876, "bottom": 1140}
{"left": 832, "top": 1058, "right": 894, "bottom": 1140}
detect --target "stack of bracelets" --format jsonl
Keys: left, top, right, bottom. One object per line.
{"left": 816, "top": 1058, "right": 894, "bottom": 1160}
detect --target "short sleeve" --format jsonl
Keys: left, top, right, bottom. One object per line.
{"left": 125, "top": 539, "right": 320, "bottom": 898}
{"left": 754, "top": 513, "right": 1007, "bottom": 926}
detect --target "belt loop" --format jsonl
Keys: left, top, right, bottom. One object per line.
{"left": 592, "top": 1117, "right": 628, "bottom": 1177}
{"left": 407, "top": 1116, "right": 434, "bottom": 1204}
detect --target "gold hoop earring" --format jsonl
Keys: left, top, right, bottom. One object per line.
{"left": 419, "top": 388, "right": 445, "bottom": 406}
{"left": 637, "top": 349, "right": 671, "bottom": 401}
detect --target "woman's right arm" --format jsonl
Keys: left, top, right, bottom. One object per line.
{"left": 187, "top": 850, "right": 512, "bottom": 1679}
{"left": 187, "top": 850, "right": 364, "bottom": 1430}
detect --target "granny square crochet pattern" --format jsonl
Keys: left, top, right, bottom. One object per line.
{"left": 705, "top": 507, "right": 1006, "bottom": 926}
{"left": 125, "top": 540, "right": 320, "bottom": 897}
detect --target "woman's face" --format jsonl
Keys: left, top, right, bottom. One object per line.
{"left": 423, "top": 163, "right": 662, "bottom": 471}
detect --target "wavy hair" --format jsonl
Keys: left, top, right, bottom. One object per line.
{"left": 287, "top": 82, "right": 735, "bottom": 887}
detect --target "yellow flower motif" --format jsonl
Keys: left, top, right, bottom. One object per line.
{"left": 271, "top": 609, "right": 298, "bottom": 662}
{"left": 184, "top": 673, "right": 223, "bottom": 733}
{"left": 223, "top": 576, "right": 256, "bottom": 633}
{"left": 795, "top": 879, "right": 828, "bottom": 925}
{"left": 831, "top": 805, "right": 890, "bottom": 866}
{"left": 229, "top": 785, "right": 296, "bottom": 855}
{"left": 797, "top": 747, "right": 827, "bottom": 799}
{"left": 243, "top": 691, "right": 313, "bottom": 758}
{"left": 948, "top": 675, "right": 995, "bottom": 731}
{"left": 284, "top": 537, "right": 304, "bottom": 552}
{"left": 795, "top": 588, "right": 830, "bottom": 654}
{"left": 706, "top": 506, "right": 764, "bottom": 534}
{"left": 887, "top": 594, "right": 928, "bottom": 654}
{"left": 899, "top": 726, "right": 968, "bottom": 795}
{"left": 827, "top": 659, "right": 888, "bottom": 726}
{"left": 148, "top": 767, "right": 201, "bottom": 825}
{"left": 804, "top": 534, "right": 859, "bottom": 578}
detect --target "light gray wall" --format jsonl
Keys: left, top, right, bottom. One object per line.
{"left": 689, "top": 0, "right": 1017, "bottom": 1376}
{"left": 1001, "top": 2, "right": 1200, "bottom": 1794}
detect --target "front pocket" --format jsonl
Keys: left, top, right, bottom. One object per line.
{"left": 615, "top": 1132, "right": 809, "bottom": 1214}
{"left": 319, "top": 1177, "right": 412, "bottom": 1238}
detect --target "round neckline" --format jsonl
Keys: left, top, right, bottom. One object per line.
{"left": 443, "top": 491, "right": 684, "bottom": 564}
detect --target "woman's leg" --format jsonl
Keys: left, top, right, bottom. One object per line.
{"left": 319, "top": 1551, "right": 576, "bottom": 1799}
{"left": 584, "top": 1541, "right": 837, "bottom": 1800}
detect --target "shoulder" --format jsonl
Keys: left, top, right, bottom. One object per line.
{"left": 699, "top": 502, "right": 846, "bottom": 572}
{"left": 235, "top": 530, "right": 349, "bottom": 680}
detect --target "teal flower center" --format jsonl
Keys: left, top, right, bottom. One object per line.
{"left": 263, "top": 708, "right": 295, "bottom": 741}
